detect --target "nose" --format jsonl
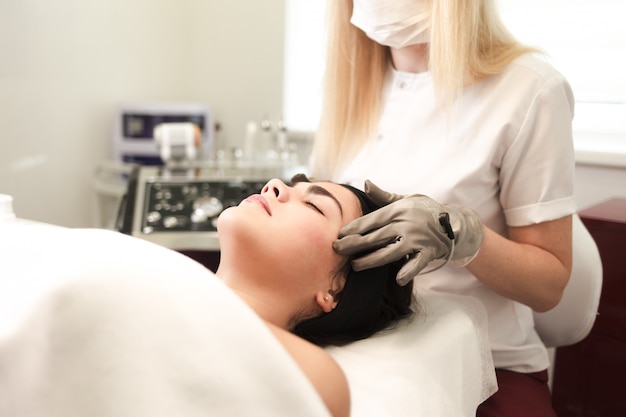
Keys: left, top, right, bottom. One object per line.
{"left": 261, "top": 178, "right": 289, "bottom": 202}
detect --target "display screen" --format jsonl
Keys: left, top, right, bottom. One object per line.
{"left": 123, "top": 114, "right": 206, "bottom": 139}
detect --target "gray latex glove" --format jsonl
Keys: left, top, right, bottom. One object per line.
{"left": 333, "top": 180, "right": 485, "bottom": 285}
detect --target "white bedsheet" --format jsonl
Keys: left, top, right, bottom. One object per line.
{"left": 327, "top": 289, "right": 497, "bottom": 416}
{"left": 0, "top": 220, "right": 496, "bottom": 417}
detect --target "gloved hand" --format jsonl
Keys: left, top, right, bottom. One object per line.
{"left": 333, "top": 180, "right": 485, "bottom": 285}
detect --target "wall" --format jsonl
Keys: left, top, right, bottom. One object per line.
{"left": 0, "top": 0, "right": 284, "bottom": 227}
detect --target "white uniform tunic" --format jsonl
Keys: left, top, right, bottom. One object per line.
{"left": 335, "top": 53, "right": 577, "bottom": 372}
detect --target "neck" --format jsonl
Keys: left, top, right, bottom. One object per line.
{"left": 216, "top": 265, "right": 292, "bottom": 329}
{"left": 390, "top": 43, "right": 429, "bottom": 73}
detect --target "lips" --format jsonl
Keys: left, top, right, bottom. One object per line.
{"left": 244, "top": 194, "right": 271, "bottom": 215}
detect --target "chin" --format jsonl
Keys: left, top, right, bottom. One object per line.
{"left": 215, "top": 206, "right": 240, "bottom": 233}
{"left": 216, "top": 209, "right": 264, "bottom": 254}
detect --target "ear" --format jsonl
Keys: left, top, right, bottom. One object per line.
{"left": 315, "top": 291, "right": 338, "bottom": 313}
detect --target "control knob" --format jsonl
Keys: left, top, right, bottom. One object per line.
{"left": 191, "top": 196, "right": 224, "bottom": 223}
{"left": 163, "top": 216, "right": 179, "bottom": 229}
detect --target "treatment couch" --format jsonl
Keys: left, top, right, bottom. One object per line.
{"left": 0, "top": 212, "right": 497, "bottom": 416}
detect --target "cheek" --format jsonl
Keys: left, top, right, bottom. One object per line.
{"left": 295, "top": 218, "right": 332, "bottom": 245}
{"left": 294, "top": 225, "right": 343, "bottom": 271}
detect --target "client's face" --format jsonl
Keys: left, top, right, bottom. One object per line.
{"left": 216, "top": 178, "right": 361, "bottom": 294}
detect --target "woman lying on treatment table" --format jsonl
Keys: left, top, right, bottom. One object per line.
{"left": 215, "top": 174, "right": 415, "bottom": 417}
{"left": 0, "top": 176, "right": 414, "bottom": 417}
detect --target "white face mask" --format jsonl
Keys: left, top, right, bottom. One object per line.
{"left": 350, "top": 0, "right": 431, "bottom": 48}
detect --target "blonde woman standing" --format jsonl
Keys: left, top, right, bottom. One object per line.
{"left": 313, "top": 1, "right": 575, "bottom": 415}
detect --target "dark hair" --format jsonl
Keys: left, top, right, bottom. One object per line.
{"left": 290, "top": 175, "right": 415, "bottom": 346}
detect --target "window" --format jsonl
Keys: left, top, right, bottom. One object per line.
{"left": 283, "top": 0, "right": 626, "bottom": 165}
{"left": 283, "top": 0, "right": 327, "bottom": 133}
{"left": 499, "top": 0, "right": 626, "bottom": 166}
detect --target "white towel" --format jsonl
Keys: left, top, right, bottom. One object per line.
{"left": 0, "top": 225, "right": 330, "bottom": 417}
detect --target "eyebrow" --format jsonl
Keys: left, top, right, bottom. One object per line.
{"left": 306, "top": 184, "right": 344, "bottom": 217}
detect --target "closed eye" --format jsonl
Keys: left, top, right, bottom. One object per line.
{"left": 305, "top": 200, "right": 324, "bottom": 215}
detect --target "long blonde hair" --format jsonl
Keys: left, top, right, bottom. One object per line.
{"left": 311, "top": 0, "right": 538, "bottom": 179}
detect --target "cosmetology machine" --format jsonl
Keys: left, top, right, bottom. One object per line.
{"left": 114, "top": 103, "right": 306, "bottom": 268}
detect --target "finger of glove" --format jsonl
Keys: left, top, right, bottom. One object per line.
{"left": 396, "top": 252, "right": 431, "bottom": 286}
{"left": 333, "top": 226, "right": 402, "bottom": 255}
{"left": 338, "top": 204, "right": 400, "bottom": 237}
{"left": 364, "top": 180, "right": 405, "bottom": 205}
{"left": 351, "top": 241, "right": 412, "bottom": 271}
